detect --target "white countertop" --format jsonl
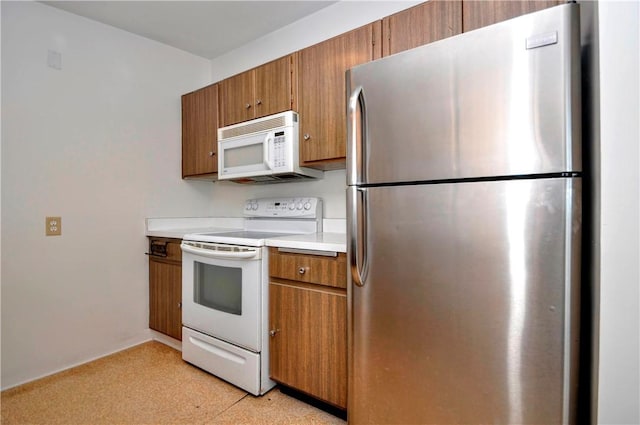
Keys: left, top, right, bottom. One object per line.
{"left": 145, "top": 217, "right": 346, "bottom": 252}
{"left": 265, "top": 232, "right": 346, "bottom": 253}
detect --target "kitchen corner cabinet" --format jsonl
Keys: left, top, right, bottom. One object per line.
{"left": 148, "top": 238, "right": 182, "bottom": 341}
{"left": 382, "top": 0, "right": 462, "bottom": 56}
{"left": 298, "top": 22, "right": 382, "bottom": 170}
{"left": 268, "top": 248, "right": 348, "bottom": 409}
{"left": 219, "top": 54, "right": 298, "bottom": 127}
{"left": 182, "top": 83, "right": 218, "bottom": 179}
{"left": 462, "top": 0, "right": 564, "bottom": 33}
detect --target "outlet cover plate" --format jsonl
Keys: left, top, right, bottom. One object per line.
{"left": 46, "top": 216, "right": 62, "bottom": 236}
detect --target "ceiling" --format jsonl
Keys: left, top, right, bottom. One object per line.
{"left": 41, "top": 1, "right": 337, "bottom": 59}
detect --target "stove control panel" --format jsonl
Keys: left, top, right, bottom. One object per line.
{"left": 244, "top": 197, "right": 322, "bottom": 219}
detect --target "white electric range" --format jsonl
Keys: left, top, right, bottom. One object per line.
{"left": 180, "top": 197, "right": 322, "bottom": 395}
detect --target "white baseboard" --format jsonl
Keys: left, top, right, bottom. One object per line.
{"left": 1, "top": 334, "right": 152, "bottom": 391}
{"left": 149, "top": 330, "right": 182, "bottom": 351}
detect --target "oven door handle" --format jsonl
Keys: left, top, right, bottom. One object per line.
{"left": 180, "top": 243, "right": 259, "bottom": 260}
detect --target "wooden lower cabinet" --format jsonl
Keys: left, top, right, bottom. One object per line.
{"left": 269, "top": 281, "right": 347, "bottom": 409}
{"left": 148, "top": 238, "right": 182, "bottom": 341}
{"left": 268, "top": 248, "right": 348, "bottom": 409}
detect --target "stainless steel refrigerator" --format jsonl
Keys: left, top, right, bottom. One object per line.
{"left": 346, "top": 4, "right": 582, "bottom": 424}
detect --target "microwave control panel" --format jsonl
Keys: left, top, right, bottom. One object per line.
{"left": 272, "top": 131, "right": 287, "bottom": 169}
{"left": 244, "top": 197, "right": 322, "bottom": 219}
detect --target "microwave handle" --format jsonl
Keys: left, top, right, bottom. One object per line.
{"left": 263, "top": 133, "right": 274, "bottom": 170}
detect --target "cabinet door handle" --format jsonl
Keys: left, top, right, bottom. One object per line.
{"left": 208, "top": 151, "right": 215, "bottom": 157}
{"left": 177, "top": 302, "right": 182, "bottom": 309}
{"left": 269, "top": 328, "right": 280, "bottom": 337}
{"left": 303, "top": 133, "right": 311, "bottom": 141}
{"left": 256, "top": 99, "right": 262, "bottom": 106}
{"left": 245, "top": 103, "right": 251, "bottom": 109}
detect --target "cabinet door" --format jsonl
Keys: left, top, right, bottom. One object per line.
{"left": 255, "top": 55, "right": 295, "bottom": 119}
{"left": 182, "top": 84, "right": 218, "bottom": 177}
{"left": 269, "top": 282, "right": 347, "bottom": 409}
{"left": 149, "top": 259, "right": 182, "bottom": 340}
{"left": 219, "top": 69, "right": 255, "bottom": 127}
{"left": 463, "top": 0, "right": 564, "bottom": 33}
{"left": 299, "top": 23, "right": 381, "bottom": 169}
{"left": 383, "top": 0, "right": 462, "bottom": 56}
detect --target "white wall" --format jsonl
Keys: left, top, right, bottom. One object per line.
{"left": 597, "top": 1, "right": 640, "bottom": 423}
{"left": 1, "top": 1, "right": 215, "bottom": 389}
{"left": 207, "top": 1, "right": 420, "bottom": 219}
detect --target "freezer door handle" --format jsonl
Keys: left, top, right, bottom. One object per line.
{"left": 347, "top": 77, "right": 366, "bottom": 186}
{"left": 348, "top": 186, "right": 368, "bottom": 287}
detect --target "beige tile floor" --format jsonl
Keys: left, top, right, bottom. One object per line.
{"left": 1, "top": 341, "right": 346, "bottom": 425}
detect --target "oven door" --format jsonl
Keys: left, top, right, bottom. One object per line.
{"left": 181, "top": 241, "right": 263, "bottom": 352}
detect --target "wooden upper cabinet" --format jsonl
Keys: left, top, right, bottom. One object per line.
{"left": 219, "top": 70, "right": 254, "bottom": 126}
{"left": 182, "top": 83, "right": 218, "bottom": 178}
{"left": 298, "top": 22, "right": 382, "bottom": 170}
{"left": 462, "top": 0, "right": 564, "bottom": 32}
{"left": 383, "top": 0, "right": 462, "bottom": 56}
{"left": 255, "top": 54, "right": 298, "bottom": 120}
{"left": 219, "top": 54, "right": 297, "bottom": 127}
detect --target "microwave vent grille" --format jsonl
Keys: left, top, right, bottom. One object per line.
{"left": 220, "top": 115, "right": 287, "bottom": 139}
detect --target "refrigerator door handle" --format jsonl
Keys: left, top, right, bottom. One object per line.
{"left": 348, "top": 186, "right": 368, "bottom": 287}
{"left": 347, "top": 80, "right": 366, "bottom": 186}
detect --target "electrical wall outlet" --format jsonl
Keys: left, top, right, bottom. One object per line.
{"left": 46, "top": 216, "right": 62, "bottom": 236}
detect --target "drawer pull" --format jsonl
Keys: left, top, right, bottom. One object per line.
{"left": 298, "top": 267, "right": 308, "bottom": 275}
{"left": 277, "top": 247, "right": 338, "bottom": 257}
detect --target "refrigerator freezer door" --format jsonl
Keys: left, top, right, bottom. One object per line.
{"left": 348, "top": 178, "right": 581, "bottom": 424}
{"left": 346, "top": 4, "right": 581, "bottom": 186}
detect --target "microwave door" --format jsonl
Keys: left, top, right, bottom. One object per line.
{"left": 219, "top": 133, "right": 270, "bottom": 179}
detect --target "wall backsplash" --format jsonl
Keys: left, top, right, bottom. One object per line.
{"left": 209, "top": 170, "right": 347, "bottom": 218}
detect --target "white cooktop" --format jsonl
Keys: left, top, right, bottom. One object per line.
{"left": 183, "top": 197, "right": 323, "bottom": 247}
{"left": 182, "top": 230, "right": 302, "bottom": 247}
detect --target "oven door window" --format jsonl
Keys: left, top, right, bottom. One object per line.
{"left": 194, "top": 262, "right": 242, "bottom": 315}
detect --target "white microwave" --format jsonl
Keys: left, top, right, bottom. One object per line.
{"left": 217, "top": 111, "right": 323, "bottom": 183}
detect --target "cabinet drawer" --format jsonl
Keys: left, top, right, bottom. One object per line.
{"left": 148, "top": 238, "right": 182, "bottom": 263}
{"left": 269, "top": 248, "right": 346, "bottom": 289}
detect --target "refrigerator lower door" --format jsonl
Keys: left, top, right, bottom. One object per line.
{"left": 348, "top": 177, "right": 581, "bottom": 424}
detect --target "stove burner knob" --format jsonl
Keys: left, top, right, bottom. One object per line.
{"left": 288, "top": 203, "right": 295, "bottom": 210}
{"left": 303, "top": 202, "right": 311, "bottom": 210}
{"left": 296, "top": 203, "right": 303, "bottom": 210}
